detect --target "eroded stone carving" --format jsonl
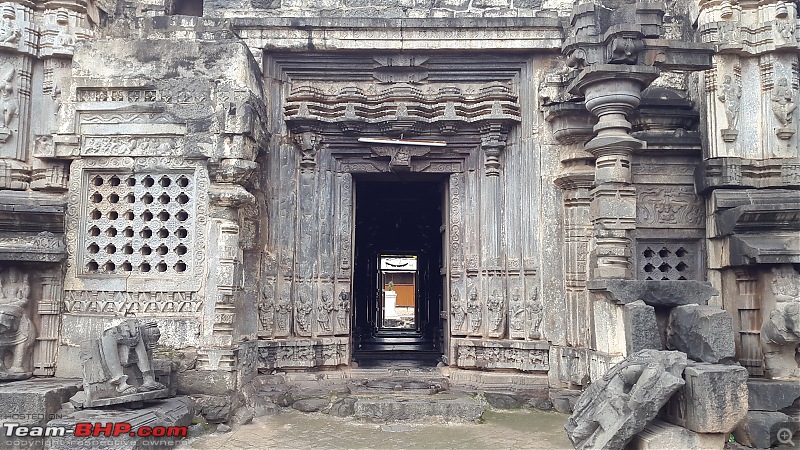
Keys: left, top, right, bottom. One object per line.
{"left": 0, "top": 267, "right": 34, "bottom": 380}
{"left": 761, "top": 266, "right": 800, "bottom": 379}
{"left": 565, "top": 350, "right": 688, "bottom": 450}
{"left": 275, "top": 285, "right": 291, "bottom": 333}
{"left": 0, "top": 11, "right": 20, "bottom": 45}
{"left": 317, "top": 288, "right": 334, "bottom": 333}
{"left": 529, "top": 288, "right": 543, "bottom": 340}
{"left": 772, "top": 77, "right": 797, "bottom": 139}
{"left": 0, "top": 67, "right": 17, "bottom": 143}
{"left": 487, "top": 289, "right": 505, "bottom": 336}
{"left": 74, "top": 320, "right": 168, "bottom": 407}
{"left": 467, "top": 286, "right": 481, "bottom": 334}
{"left": 718, "top": 75, "right": 741, "bottom": 141}
{"left": 336, "top": 290, "right": 349, "bottom": 330}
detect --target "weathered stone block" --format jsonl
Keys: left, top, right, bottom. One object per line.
{"left": 667, "top": 305, "right": 735, "bottom": 363}
{"left": 46, "top": 396, "right": 193, "bottom": 450}
{"left": 732, "top": 411, "right": 797, "bottom": 449}
{"left": 629, "top": 420, "right": 726, "bottom": 450}
{"left": 623, "top": 300, "right": 662, "bottom": 355}
{"left": 588, "top": 280, "right": 717, "bottom": 307}
{"left": 0, "top": 378, "right": 81, "bottom": 427}
{"left": 747, "top": 379, "right": 800, "bottom": 411}
{"left": 191, "top": 394, "right": 238, "bottom": 423}
{"left": 292, "top": 397, "right": 330, "bottom": 413}
{"left": 329, "top": 397, "right": 357, "bottom": 417}
{"left": 664, "top": 363, "right": 748, "bottom": 433}
{"left": 484, "top": 392, "right": 523, "bottom": 409}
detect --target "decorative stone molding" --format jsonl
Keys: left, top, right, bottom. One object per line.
{"left": 695, "top": 157, "right": 800, "bottom": 193}
{"left": 453, "top": 338, "right": 549, "bottom": 372}
{"left": 285, "top": 82, "right": 521, "bottom": 139}
{"left": 257, "top": 337, "right": 349, "bottom": 370}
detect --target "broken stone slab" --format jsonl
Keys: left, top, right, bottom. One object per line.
{"left": 623, "top": 300, "right": 662, "bottom": 355}
{"left": 191, "top": 394, "right": 239, "bottom": 423}
{"left": 663, "top": 362, "right": 748, "bottom": 433}
{"left": 629, "top": 419, "right": 726, "bottom": 450}
{"left": 588, "top": 280, "right": 718, "bottom": 307}
{"left": 747, "top": 379, "right": 800, "bottom": 411}
{"left": 732, "top": 411, "right": 798, "bottom": 449}
{"left": 0, "top": 378, "right": 81, "bottom": 427}
{"left": 353, "top": 396, "right": 484, "bottom": 422}
{"left": 45, "top": 396, "right": 193, "bottom": 450}
{"left": 292, "top": 397, "right": 330, "bottom": 413}
{"left": 329, "top": 397, "right": 356, "bottom": 417}
{"left": 564, "top": 349, "right": 688, "bottom": 450}
{"left": 667, "top": 305, "right": 736, "bottom": 364}
{"left": 484, "top": 392, "right": 524, "bottom": 409}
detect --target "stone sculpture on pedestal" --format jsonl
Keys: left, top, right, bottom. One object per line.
{"left": 564, "top": 349, "right": 688, "bottom": 450}
{"left": 72, "top": 319, "right": 168, "bottom": 407}
{"left": 761, "top": 266, "right": 800, "bottom": 380}
{"left": 0, "top": 267, "right": 35, "bottom": 380}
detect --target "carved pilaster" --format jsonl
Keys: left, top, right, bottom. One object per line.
{"left": 479, "top": 123, "right": 508, "bottom": 177}
{"left": 33, "top": 274, "right": 62, "bottom": 376}
{"left": 293, "top": 131, "right": 322, "bottom": 172}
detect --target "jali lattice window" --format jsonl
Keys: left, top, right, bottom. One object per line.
{"left": 82, "top": 172, "right": 194, "bottom": 275}
{"left": 636, "top": 241, "right": 701, "bottom": 281}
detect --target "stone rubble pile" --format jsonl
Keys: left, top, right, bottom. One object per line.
{"left": 564, "top": 297, "right": 788, "bottom": 450}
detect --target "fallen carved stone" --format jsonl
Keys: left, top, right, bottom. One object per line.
{"left": 71, "top": 319, "right": 168, "bottom": 407}
{"left": 564, "top": 349, "right": 687, "bottom": 450}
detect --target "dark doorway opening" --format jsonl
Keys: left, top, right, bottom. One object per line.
{"left": 352, "top": 177, "right": 444, "bottom": 367}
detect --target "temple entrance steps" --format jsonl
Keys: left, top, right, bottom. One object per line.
{"left": 241, "top": 367, "right": 558, "bottom": 424}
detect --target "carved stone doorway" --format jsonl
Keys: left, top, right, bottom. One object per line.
{"left": 352, "top": 176, "right": 445, "bottom": 366}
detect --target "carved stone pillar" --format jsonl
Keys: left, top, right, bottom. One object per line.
{"left": 572, "top": 66, "right": 659, "bottom": 280}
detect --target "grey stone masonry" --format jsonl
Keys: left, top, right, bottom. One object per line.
{"left": 746, "top": 379, "right": 800, "bottom": 412}
{"left": 629, "top": 420, "right": 726, "bottom": 450}
{"left": 667, "top": 304, "right": 736, "bottom": 364}
{"left": 663, "top": 362, "right": 748, "bottom": 434}
{"left": 623, "top": 300, "right": 662, "bottom": 355}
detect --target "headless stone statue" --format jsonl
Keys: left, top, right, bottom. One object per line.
{"left": 0, "top": 267, "right": 35, "bottom": 380}
{"left": 73, "top": 319, "right": 168, "bottom": 407}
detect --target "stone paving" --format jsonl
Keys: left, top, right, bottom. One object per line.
{"left": 178, "top": 408, "right": 572, "bottom": 450}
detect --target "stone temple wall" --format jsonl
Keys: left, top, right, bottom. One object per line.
{"left": 201, "top": 0, "right": 572, "bottom": 19}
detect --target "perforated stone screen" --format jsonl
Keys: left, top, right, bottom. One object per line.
{"left": 81, "top": 172, "right": 195, "bottom": 276}
{"left": 636, "top": 241, "right": 701, "bottom": 281}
